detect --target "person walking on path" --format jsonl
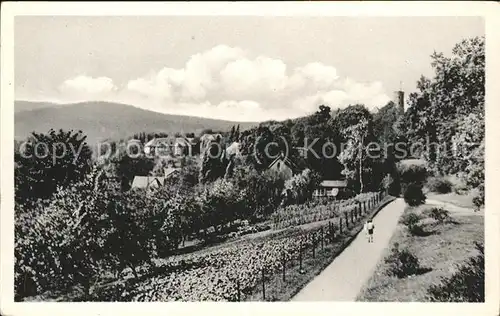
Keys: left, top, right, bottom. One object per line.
{"left": 364, "top": 219, "right": 375, "bottom": 243}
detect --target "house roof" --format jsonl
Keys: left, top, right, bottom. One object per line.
{"left": 174, "top": 137, "right": 193, "bottom": 147}
{"left": 145, "top": 138, "right": 173, "bottom": 148}
{"left": 164, "top": 167, "right": 180, "bottom": 178}
{"left": 319, "top": 180, "right": 347, "bottom": 188}
{"left": 268, "top": 155, "right": 299, "bottom": 171}
{"left": 131, "top": 176, "right": 166, "bottom": 189}
{"left": 226, "top": 141, "right": 241, "bottom": 156}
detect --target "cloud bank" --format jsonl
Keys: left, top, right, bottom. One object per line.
{"left": 57, "top": 45, "right": 390, "bottom": 122}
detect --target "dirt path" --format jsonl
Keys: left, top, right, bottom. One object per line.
{"left": 291, "top": 198, "right": 406, "bottom": 301}
{"left": 425, "top": 199, "right": 482, "bottom": 216}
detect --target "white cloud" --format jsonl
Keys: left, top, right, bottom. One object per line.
{"left": 55, "top": 45, "right": 391, "bottom": 121}
{"left": 59, "top": 75, "right": 116, "bottom": 95}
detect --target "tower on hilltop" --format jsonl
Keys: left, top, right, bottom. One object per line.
{"left": 393, "top": 88, "right": 405, "bottom": 115}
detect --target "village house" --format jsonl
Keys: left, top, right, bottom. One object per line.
{"left": 144, "top": 137, "right": 196, "bottom": 157}
{"left": 131, "top": 165, "right": 181, "bottom": 192}
{"left": 267, "top": 154, "right": 300, "bottom": 181}
{"left": 313, "top": 180, "right": 348, "bottom": 199}
{"left": 130, "top": 176, "right": 167, "bottom": 191}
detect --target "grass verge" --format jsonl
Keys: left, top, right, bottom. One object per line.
{"left": 356, "top": 202, "right": 483, "bottom": 302}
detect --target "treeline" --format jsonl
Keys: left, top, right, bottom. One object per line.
{"left": 14, "top": 35, "right": 485, "bottom": 300}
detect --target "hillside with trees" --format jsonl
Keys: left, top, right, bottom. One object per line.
{"left": 14, "top": 36, "right": 484, "bottom": 302}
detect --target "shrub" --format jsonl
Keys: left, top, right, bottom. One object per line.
{"left": 426, "top": 207, "right": 451, "bottom": 224}
{"left": 427, "top": 242, "right": 484, "bottom": 302}
{"left": 400, "top": 212, "right": 425, "bottom": 236}
{"left": 427, "top": 177, "right": 453, "bottom": 194}
{"left": 384, "top": 243, "right": 422, "bottom": 278}
{"left": 472, "top": 184, "right": 485, "bottom": 210}
{"left": 398, "top": 163, "right": 428, "bottom": 188}
{"left": 400, "top": 212, "right": 421, "bottom": 227}
{"left": 404, "top": 183, "right": 426, "bottom": 206}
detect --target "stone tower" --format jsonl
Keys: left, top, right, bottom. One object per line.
{"left": 393, "top": 90, "right": 405, "bottom": 114}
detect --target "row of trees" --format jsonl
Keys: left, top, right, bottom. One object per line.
{"left": 14, "top": 35, "right": 485, "bottom": 300}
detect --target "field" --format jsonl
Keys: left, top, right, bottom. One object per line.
{"left": 25, "top": 192, "right": 390, "bottom": 302}
{"left": 356, "top": 199, "right": 484, "bottom": 302}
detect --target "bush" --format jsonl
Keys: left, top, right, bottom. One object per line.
{"left": 398, "top": 163, "right": 428, "bottom": 188}
{"left": 400, "top": 212, "right": 425, "bottom": 236}
{"left": 427, "top": 177, "right": 453, "bottom": 194}
{"left": 427, "top": 242, "right": 484, "bottom": 302}
{"left": 472, "top": 184, "right": 484, "bottom": 210}
{"left": 400, "top": 212, "right": 421, "bottom": 227}
{"left": 384, "top": 243, "right": 423, "bottom": 278}
{"left": 404, "top": 183, "right": 426, "bottom": 206}
{"left": 426, "top": 207, "right": 451, "bottom": 224}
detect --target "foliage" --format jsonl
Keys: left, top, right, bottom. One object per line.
{"left": 337, "top": 115, "right": 372, "bottom": 193}
{"left": 382, "top": 173, "right": 401, "bottom": 196}
{"left": 281, "top": 169, "right": 321, "bottom": 206}
{"left": 231, "top": 162, "right": 284, "bottom": 220}
{"left": 427, "top": 242, "right": 484, "bottom": 302}
{"left": 398, "top": 163, "right": 428, "bottom": 189}
{"left": 90, "top": 214, "right": 363, "bottom": 302}
{"left": 384, "top": 243, "right": 423, "bottom": 278}
{"left": 199, "top": 138, "right": 226, "bottom": 183}
{"left": 403, "top": 183, "right": 426, "bottom": 207}
{"left": 15, "top": 168, "right": 112, "bottom": 299}
{"left": 400, "top": 212, "right": 425, "bottom": 236}
{"left": 15, "top": 129, "right": 93, "bottom": 205}
{"left": 403, "top": 36, "right": 484, "bottom": 184}
{"left": 472, "top": 184, "right": 485, "bottom": 210}
{"left": 427, "top": 177, "right": 453, "bottom": 194}
{"left": 273, "top": 192, "right": 382, "bottom": 229}
{"left": 425, "top": 207, "right": 451, "bottom": 224}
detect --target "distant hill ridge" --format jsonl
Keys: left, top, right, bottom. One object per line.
{"left": 14, "top": 100, "right": 258, "bottom": 144}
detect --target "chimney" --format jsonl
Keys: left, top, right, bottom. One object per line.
{"left": 393, "top": 90, "right": 405, "bottom": 114}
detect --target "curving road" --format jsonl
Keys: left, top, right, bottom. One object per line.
{"left": 291, "top": 198, "right": 405, "bottom": 301}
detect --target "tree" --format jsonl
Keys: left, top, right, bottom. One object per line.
{"left": 15, "top": 129, "right": 93, "bottom": 205}
{"left": 281, "top": 169, "right": 321, "bottom": 206}
{"left": 404, "top": 36, "right": 484, "bottom": 177}
{"left": 338, "top": 118, "right": 371, "bottom": 193}
{"left": 15, "top": 167, "right": 114, "bottom": 299}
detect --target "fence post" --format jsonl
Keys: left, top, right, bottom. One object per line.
{"left": 351, "top": 209, "right": 354, "bottom": 223}
{"left": 236, "top": 278, "right": 241, "bottom": 302}
{"left": 262, "top": 268, "right": 265, "bottom": 300}
{"left": 321, "top": 227, "right": 324, "bottom": 250}
{"left": 339, "top": 217, "right": 342, "bottom": 234}
{"left": 329, "top": 221, "right": 333, "bottom": 242}
{"left": 282, "top": 252, "right": 286, "bottom": 282}
{"left": 344, "top": 212, "right": 349, "bottom": 227}
{"left": 312, "top": 233, "right": 316, "bottom": 258}
{"left": 299, "top": 242, "right": 303, "bottom": 271}
{"left": 364, "top": 201, "right": 367, "bottom": 213}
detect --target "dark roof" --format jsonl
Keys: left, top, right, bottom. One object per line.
{"left": 319, "top": 180, "right": 347, "bottom": 188}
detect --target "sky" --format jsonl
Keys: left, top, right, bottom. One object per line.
{"left": 15, "top": 16, "right": 484, "bottom": 122}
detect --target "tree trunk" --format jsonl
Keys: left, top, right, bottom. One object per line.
{"left": 359, "top": 135, "right": 364, "bottom": 193}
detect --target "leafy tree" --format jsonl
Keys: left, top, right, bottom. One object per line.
{"left": 404, "top": 183, "right": 426, "bottom": 207}
{"left": 15, "top": 168, "right": 113, "bottom": 299}
{"left": 338, "top": 118, "right": 371, "bottom": 193}
{"left": 281, "top": 169, "right": 321, "bottom": 206}
{"left": 404, "top": 36, "right": 484, "bottom": 178}
{"left": 15, "top": 129, "right": 93, "bottom": 204}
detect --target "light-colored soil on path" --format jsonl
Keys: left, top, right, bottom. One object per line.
{"left": 292, "top": 198, "right": 406, "bottom": 301}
